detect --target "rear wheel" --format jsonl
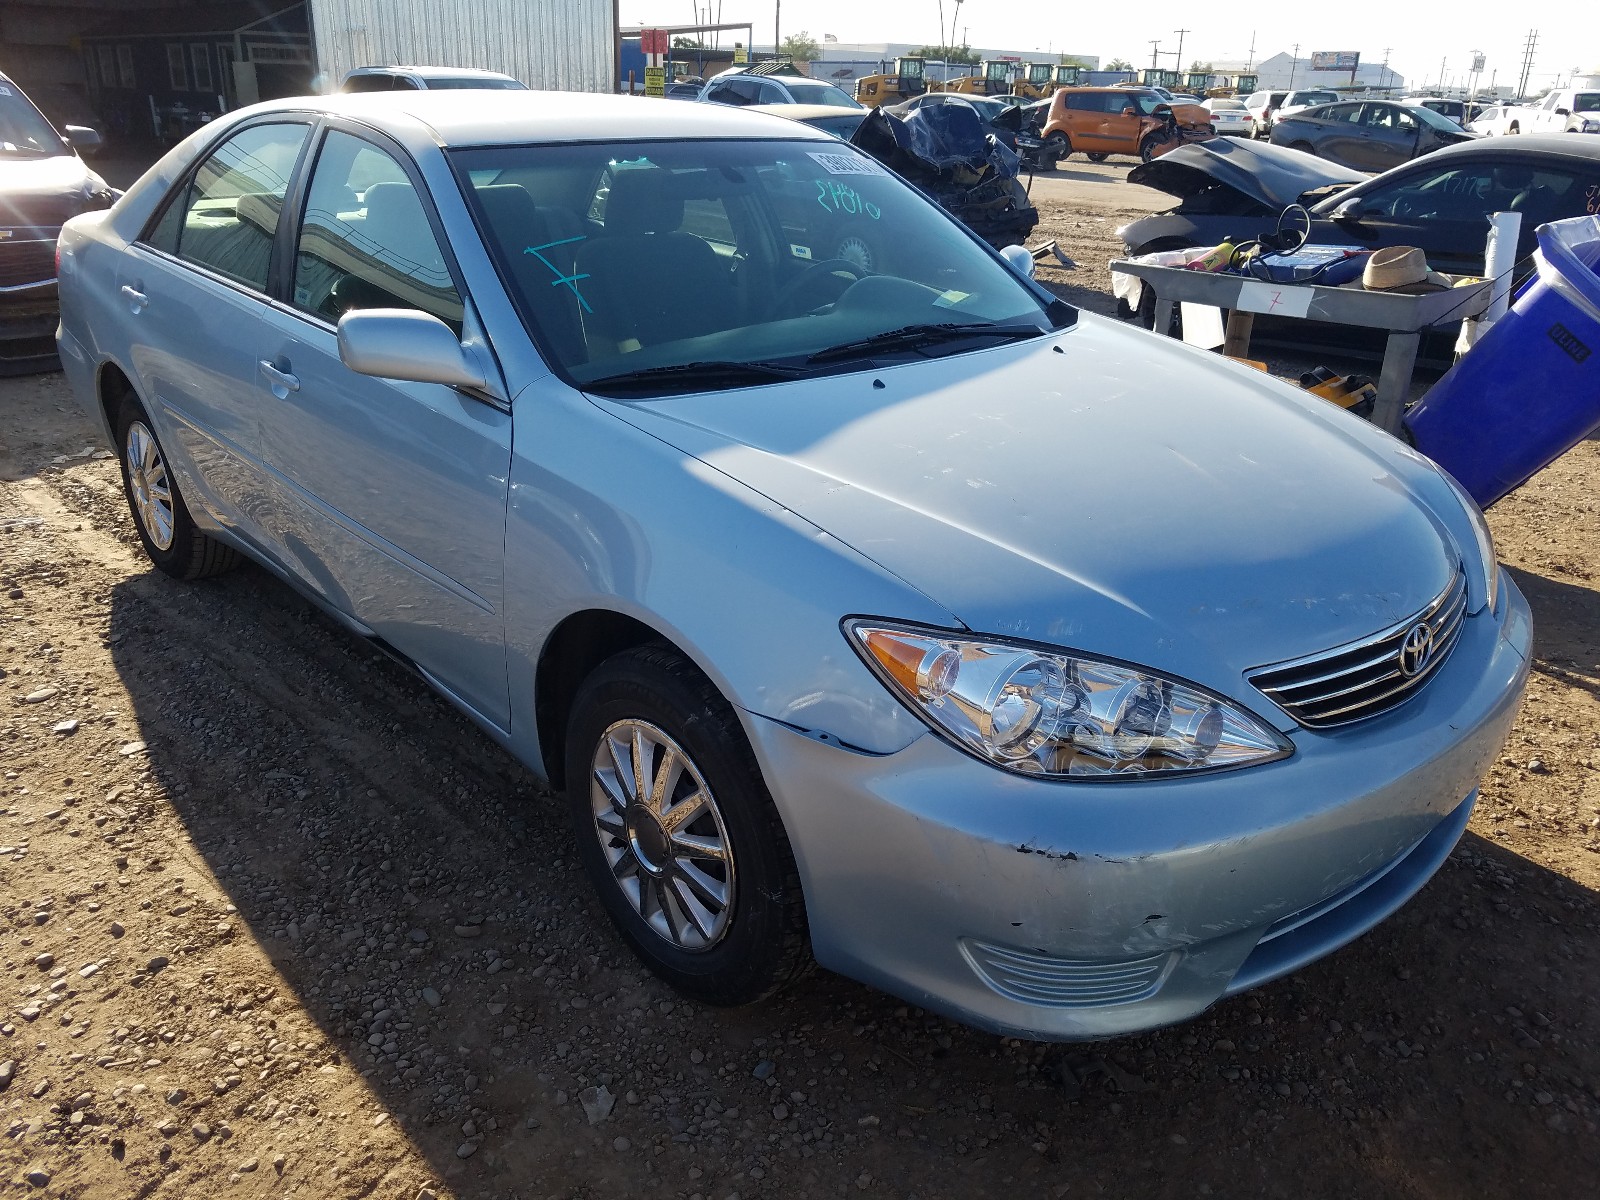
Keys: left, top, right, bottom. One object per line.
{"left": 1086, "top": 152, "right": 1110, "bottom": 163}
{"left": 564, "top": 644, "right": 810, "bottom": 1005}
{"left": 1507, "top": 121, "right": 1520, "bottom": 134}
{"left": 115, "top": 399, "right": 239, "bottom": 580}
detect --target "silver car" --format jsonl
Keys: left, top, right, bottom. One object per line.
{"left": 56, "top": 92, "right": 1530, "bottom": 1041}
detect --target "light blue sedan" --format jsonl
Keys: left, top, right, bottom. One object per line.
{"left": 56, "top": 92, "right": 1530, "bottom": 1040}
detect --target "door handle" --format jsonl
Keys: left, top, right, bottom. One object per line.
{"left": 258, "top": 360, "right": 300, "bottom": 394}
{"left": 120, "top": 284, "right": 147, "bottom": 312}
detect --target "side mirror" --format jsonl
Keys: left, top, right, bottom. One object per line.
{"left": 1331, "top": 198, "right": 1365, "bottom": 224}
{"left": 1555, "top": 107, "right": 1571, "bottom": 116}
{"left": 999, "top": 244, "right": 1035, "bottom": 280}
{"left": 63, "top": 124, "right": 103, "bottom": 154}
{"left": 1122, "top": 106, "right": 1136, "bottom": 116}
{"left": 337, "top": 309, "right": 487, "bottom": 390}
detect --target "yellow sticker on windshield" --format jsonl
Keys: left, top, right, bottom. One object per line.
{"left": 935, "top": 290, "right": 972, "bottom": 308}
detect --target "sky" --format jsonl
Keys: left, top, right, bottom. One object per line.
{"left": 620, "top": 3, "right": 1592, "bottom": 93}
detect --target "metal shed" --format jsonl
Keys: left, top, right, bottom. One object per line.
{"left": 306, "top": 0, "right": 617, "bottom": 94}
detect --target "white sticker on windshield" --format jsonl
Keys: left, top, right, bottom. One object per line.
{"left": 808, "top": 152, "right": 883, "bottom": 177}
{"left": 0, "top": 86, "right": 12, "bottom": 96}
{"left": 790, "top": 244, "right": 813, "bottom": 260}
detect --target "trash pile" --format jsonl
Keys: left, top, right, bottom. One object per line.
{"left": 850, "top": 101, "right": 1039, "bottom": 250}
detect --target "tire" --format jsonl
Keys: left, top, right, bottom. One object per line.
{"left": 115, "top": 398, "right": 239, "bottom": 581}
{"left": 1139, "top": 134, "right": 1170, "bottom": 163}
{"left": 564, "top": 643, "right": 810, "bottom": 1006}
{"left": 1086, "top": 152, "right": 1110, "bottom": 163}
{"left": 1290, "top": 141, "right": 1316, "bottom": 155}
{"left": 1042, "top": 131, "right": 1070, "bottom": 170}
{"left": 1507, "top": 122, "right": 1519, "bottom": 134}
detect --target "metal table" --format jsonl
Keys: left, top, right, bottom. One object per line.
{"left": 1108, "top": 261, "right": 1493, "bottom": 434}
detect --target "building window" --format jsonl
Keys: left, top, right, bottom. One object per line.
{"left": 97, "top": 46, "right": 118, "bottom": 88}
{"left": 117, "top": 45, "right": 136, "bottom": 89}
{"left": 167, "top": 44, "right": 187, "bottom": 90}
{"left": 191, "top": 45, "right": 213, "bottom": 93}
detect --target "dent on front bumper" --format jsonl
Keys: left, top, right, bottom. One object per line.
{"left": 746, "top": 576, "right": 1531, "bottom": 1041}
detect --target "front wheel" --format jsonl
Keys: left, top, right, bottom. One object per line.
{"left": 1507, "top": 122, "right": 1519, "bottom": 134}
{"left": 1041, "top": 131, "right": 1070, "bottom": 169}
{"left": 1086, "top": 152, "right": 1110, "bottom": 163}
{"left": 564, "top": 644, "right": 810, "bottom": 1005}
{"left": 1139, "top": 133, "right": 1174, "bottom": 163}
{"left": 115, "top": 400, "right": 239, "bottom": 580}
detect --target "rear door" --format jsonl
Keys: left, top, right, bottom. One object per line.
{"left": 1308, "top": 103, "right": 1369, "bottom": 166}
{"left": 252, "top": 124, "right": 513, "bottom": 727}
{"left": 119, "top": 119, "right": 312, "bottom": 526}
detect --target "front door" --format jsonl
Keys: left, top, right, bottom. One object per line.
{"left": 254, "top": 126, "right": 513, "bottom": 728}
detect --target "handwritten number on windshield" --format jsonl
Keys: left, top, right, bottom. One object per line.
{"left": 815, "top": 180, "right": 881, "bottom": 220}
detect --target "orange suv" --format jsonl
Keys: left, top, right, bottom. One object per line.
{"left": 1035, "top": 87, "right": 1213, "bottom": 165}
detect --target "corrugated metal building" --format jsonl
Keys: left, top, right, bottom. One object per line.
{"left": 306, "top": 0, "right": 616, "bottom": 94}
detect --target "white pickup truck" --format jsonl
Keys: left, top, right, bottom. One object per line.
{"left": 1527, "top": 88, "right": 1600, "bottom": 134}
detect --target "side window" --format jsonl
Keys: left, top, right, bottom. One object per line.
{"left": 1543, "top": 94, "right": 1561, "bottom": 111}
{"left": 292, "top": 130, "right": 463, "bottom": 334}
{"left": 705, "top": 81, "right": 741, "bottom": 106}
{"left": 760, "top": 80, "right": 789, "bottom": 104}
{"left": 342, "top": 74, "right": 394, "bottom": 93}
{"left": 162, "top": 121, "right": 309, "bottom": 291}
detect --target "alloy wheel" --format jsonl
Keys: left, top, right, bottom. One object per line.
{"left": 589, "top": 719, "right": 736, "bottom": 951}
{"left": 125, "top": 420, "right": 175, "bottom": 551}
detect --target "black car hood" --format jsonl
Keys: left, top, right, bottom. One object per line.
{"left": 0, "top": 152, "right": 104, "bottom": 228}
{"left": 1129, "top": 138, "right": 1365, "bottom": 210}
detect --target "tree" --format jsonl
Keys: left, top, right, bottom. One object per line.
{"left": 1059, "top": 55, "right": 1090, "bottom": 67}
{"left": 672, "top": 36, "right": 703, "bottom": 49}
{"left": 779, "top": 31, "right": 820, "bottom": 63}
{"left": 912, "top": 44, "right": 980, "bottom": 65}
{"left": 1188, "top": 60, "right": 1215, "bottom": 74}
{"left": 1106, "top": 58, "right": 1134, "bottom": 71}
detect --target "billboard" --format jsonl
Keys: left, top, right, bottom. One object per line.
{"left": 1310, "top": 51, "right": 1360, "bottom": 71}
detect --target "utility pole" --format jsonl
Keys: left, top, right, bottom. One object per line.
{"left": 1172, "top": 28, "right": 1189, "bottom": 74}
{"left": 1245, "top": 30, "right": 1255, "bottom": 73}
{"left": 1516, "top": 29, "right": 1538, "bottom": 100}
{"left": 1287, "top": 43, "right": 1299, "bottom": 89}
{"left": 774, "top": 0, "right": 779, "bottom": 58}
{"left": 1437, "top": 56, "right": 1447, "bottom": 92}
{"left": 1149, "top": 40, "right": 1162, "bottom": 71}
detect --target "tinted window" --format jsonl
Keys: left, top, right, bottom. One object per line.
{"left": 781, "top": 79, "right": 860, "bottom": 109}
{"left": 166, "top": 122, "right": 309, "bottom": 291}
{"left": 759, "top": 80, "right": 790, "bottom": 104}
{"left": 341, "top": 73, "right": 395, "bottom": 93}
{"left": 1065, "top": 92, "right": 1107, "bottom": 112}
{"left": 292, "top": 130, "right": 463, "bottom": 333}
{"left": 1354, "top": 161, "right": 1595, "bottom": 227}
{"left": 422, "top": 77, "right": 526, "bottom": 90}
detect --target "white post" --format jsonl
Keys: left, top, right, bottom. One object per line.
{"left": 1456, "top": 211, "right": 1523, "bottom": 354}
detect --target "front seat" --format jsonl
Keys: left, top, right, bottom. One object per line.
{"left": 573, "top": 168, "right": 740, "bottom": 354}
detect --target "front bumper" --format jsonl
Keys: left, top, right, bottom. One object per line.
{"left": 746, "top": 574, "right": 1531, "bottom": 1040}
{"left": 0, "top": 278, "right": 60, "bottom": 374}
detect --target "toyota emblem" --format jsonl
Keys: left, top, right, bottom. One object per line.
{"left": 1398, "top": 622, "right": 1435, "bottom": 678}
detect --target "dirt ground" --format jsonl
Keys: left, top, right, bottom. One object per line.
{"left": 3, "top": 163, "right": 1600, "bottom": 1200}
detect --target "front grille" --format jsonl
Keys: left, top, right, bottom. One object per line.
{"left": 961, "top": 939, "right": 1174, "bottom": 1008}
{"left": 0, "top": 239, "right": 57, "bottom": 290}
{"left": 1249, "top": 569, "right": 1468, "bottom": 728}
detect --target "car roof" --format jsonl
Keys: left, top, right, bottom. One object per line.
{"left": 1420, "top": 133, "right": 1600, "bottom": 162}
{"left": 234, "top": 91, "right": 838, "bottom": 147}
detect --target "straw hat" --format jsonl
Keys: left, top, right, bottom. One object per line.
{"left": 1362, "top": 246, "right": 1450, "bottom": 295}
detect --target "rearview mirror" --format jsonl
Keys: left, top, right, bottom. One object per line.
{"left": 999, "top": 244, "right": 1035, "bottom": 280}
{"left": 63, "top": 124, "right": 103, "bottom": 154}
{"left": 337, "top": 309, "right": 487, "bottom": 390}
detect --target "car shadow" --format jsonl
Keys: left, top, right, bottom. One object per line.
{"left": 96, "top": 551, "right": 1600, "bottom": 1199}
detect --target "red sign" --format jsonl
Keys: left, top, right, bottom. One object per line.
{"left": 640, "top": 28, "right": 669, "bottom": 56}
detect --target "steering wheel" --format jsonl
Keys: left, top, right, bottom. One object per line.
{"left": 774, "top": 259, "right": 864, "bottom": 315}
{"left": 1391, "top": 194, "right": 1433, "bottom": 220}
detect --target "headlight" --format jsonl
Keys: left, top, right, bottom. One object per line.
{"left": 1437, "top": 470, "right": 1500, "bottom": 614}
{"left": 845, "top": 621, "right": 1291, "bottom": 779}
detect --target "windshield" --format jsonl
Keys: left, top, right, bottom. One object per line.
{"left": 426, "top": 77, "right": 528, "bottom": 90}
{"left": 1132, "top": 93, "right": 1172, "bottom": 115}
{"left": 782, "top": 80, "right": 861, "bottom": 109}
{"left": 455, "top": 138, "right": 1063, "bottom": 393}
{"left": 1410, "top": 104, "right": 1466, "bottom": 133}
{"left": 0, "top": 82, "right": 68, "bottom": 158}
{"left": 1289, "top": 91, "right": 1339, "bottom": 107}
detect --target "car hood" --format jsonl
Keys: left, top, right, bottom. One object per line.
{"left": 1128, "top": 137, "right": 1366, "bottom": 210}
{"left": 0, "top": 152, "right": 102, "bottom": 227}
{"left": 594, "top": 318, "right": 1462, "bottom": 724}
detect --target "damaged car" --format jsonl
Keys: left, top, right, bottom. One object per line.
{"left": 58, "top": 92, "right": 1528, "bottom": 1041}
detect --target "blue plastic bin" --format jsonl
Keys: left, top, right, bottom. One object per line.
{"left": 1406, "top": 215, "right": 1600, "bottom": 508}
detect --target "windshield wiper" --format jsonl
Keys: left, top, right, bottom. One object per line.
{"left": 804, "top": 322, "right": 1045, "bottom": 366}
{"left": 582, "top": 359, "right": 808, "bottom": 395}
